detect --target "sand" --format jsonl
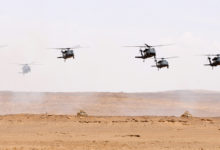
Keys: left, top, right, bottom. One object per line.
{"left": 0, "top": 114, "right": 220, "bottom": 150}
{"left": 0, "top": 91, "right": 220, "bottom": 149}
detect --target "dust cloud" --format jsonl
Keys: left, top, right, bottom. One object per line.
{"left": 0, "top": 90, "right": 219, "bottom": 116}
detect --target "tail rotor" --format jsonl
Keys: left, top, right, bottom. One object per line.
{"left": 208, "top": 57, "right": 212, "bottom": 64}
{"left": 139, "top": 48, "right": 143, "bottom": 57}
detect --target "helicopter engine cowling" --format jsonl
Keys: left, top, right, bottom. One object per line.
{"left": 149, "top": 48, "right": 156, "bottom": 53}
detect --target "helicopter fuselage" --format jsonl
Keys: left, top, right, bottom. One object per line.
{"left": 58, "top": 50, "right": 74, "bottom": 60}
{"left": 208, "top": 57, "right": 220, "bottom": 67}
{"left": 22, "top": 64, "right": 31, "bottom": 74}
{"left": 135, "top": 48, "right": 156, "bottom": 59}
{"left": 156, "top": 59, "right": 169, "bottom": 69}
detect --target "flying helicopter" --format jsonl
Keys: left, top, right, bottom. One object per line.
{"left": 49, "top": 45, "right": 82, "bottom": 61}
{"left": 124, "top": 43, "right": 172, "bottom": 62}
{"left": 20, "top": 64, "right": 31, "bottom": 74}
{"left": 13, "top": 62, "right": 41, "bottom": 75}
{"left": 203, "top": 54, "right": 220, "bottom": 69}
{"left": 152, "top": 56, "right": 178, "bottom": 70}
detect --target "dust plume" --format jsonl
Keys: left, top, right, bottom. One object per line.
{"left": 0, "top": 90, "right": 220, "bottom": 116}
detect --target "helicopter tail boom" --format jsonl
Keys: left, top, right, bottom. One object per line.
{"left": 151, "top": 65, "right": 157, "bottom": 67}
{"left": 135, "top": 56, "right": 144, "bottom": 59}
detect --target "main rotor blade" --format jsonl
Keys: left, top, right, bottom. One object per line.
{"left": 157, "top": 56, "right": 178, "bottom": 59}
{"left": 48, "top": 45, "right": 82, "bottom": 50}
{"left": 198, "top": 54, "right": 220, "bottom": 56}
{"left": 11, "top": 62, "right": 42, "bottom": 66}
{"left": 123, "top": 46, "right": 147, "bottom": 48}
{"left": 124, "top": 43, "right": 173, "bottom": 48}
{"left": 148, "top": 44, "right": 174, "bottom": 47}
{"left": 29, "top": 62, "right": 43, "bottom": 65}
{"left": 10, "top": 63, "right": 25, "bottom": 65}
{"left": 49, "top": 48, "right": 72, "bottom": 50}
{"left": 0, "top": 45, "right": 7, "bottom": 48}
{"left": 17, "top": 64, "right": 27, "bottom": 66}
{"left": 70, "top": 45, "right": 81, "bottom": 49}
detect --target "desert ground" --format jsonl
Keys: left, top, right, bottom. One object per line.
{"left": 0, "top": 91, "right": 220, "bottom": 150}
{"left": 0, "top": 115, "right": 220, "bottom": 150}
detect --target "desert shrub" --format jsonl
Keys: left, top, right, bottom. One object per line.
{"left": 77, "top": 110, "right": 88, "bottom": 117}
{"left": 181, "top": 111, "right": 192, "bottom": 118}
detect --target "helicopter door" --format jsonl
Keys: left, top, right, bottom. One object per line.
{"left": 67, "top": 50, "right": 74, "bottom": 55}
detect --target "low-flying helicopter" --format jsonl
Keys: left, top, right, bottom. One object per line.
{"left": 20, "top": 64, "right": 31, "bottom": 74}
{"left": 152, "top": 56, "right": 178, "bottom": 70}
{"left": 50, "top": 45, "right": 82, "bottom": 61}
{"left": 13, "top": 62, "right": 41, "bottom": 75}
{"left": 203, "top": 54, "right": 220, "bottom": 69}
{"left": 124, "top": 43, "right": 172, "bottom": 61}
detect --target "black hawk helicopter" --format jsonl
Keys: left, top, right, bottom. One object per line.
{"left": 203, "top": 54, "right": 220, "bottom": 69}
{"left": 20, "top": 63, "right": 31, "bottom": 74}
{"left": 152, "top": 56, "right": 178, "bottom": 70}
{"left": 50, "top": 45, "right": 82, "bottom": 61}
{"left": 124, "top": 43, "right": 172, "bottom": 61}
{"left": 12, "top": 62, "right": 41, "bottom": 75}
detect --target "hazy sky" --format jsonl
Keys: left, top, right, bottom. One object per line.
{"left": 0, "top": 0, "right": 220, "bottom": 92}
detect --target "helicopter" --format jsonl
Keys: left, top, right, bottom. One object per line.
{"left": 20, "top": 64, "right": 31, "bottom": 74}
{"left": 152, "top": 56, "right": 178, "bottom": 70}
{"left": 203, "top": 54, "right": 220, "bottom": 69}
{"left": 13, "top": 62, "right": 41, "bottom": 75}
{"left": 50, "top": 45, "right": 82, "bottom": 61}
{"left": 124, "top": 43, "right": 172, "bottom": 61}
